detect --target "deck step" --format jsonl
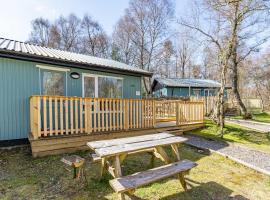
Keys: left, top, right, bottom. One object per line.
{"left": 109, "top": 159, "right": 197, "bottom": 193}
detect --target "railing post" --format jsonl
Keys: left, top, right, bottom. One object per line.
{"left": 176, "top": 102, "right": 179, "bottom": 126}
{"left": 30, "top": 96, "right": 40, "bottom": 140}
{"left": 152, "top": 100, "right": 156, "bottom": 127}
{"left": 124, "top": 99, "right": 129, "bottom": 130}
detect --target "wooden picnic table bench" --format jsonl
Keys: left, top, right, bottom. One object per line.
{"left": 87, "top": 133, "right": 196, "bottom": 200}
{"left": 110, "top": 159, "right": 197, "bottom": 196}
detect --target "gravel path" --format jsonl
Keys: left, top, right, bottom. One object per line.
{"left": 225, "top": 119, "right": 270, "bottom": 133}
{"left": 183, "top": 134, "right": 270, "bottom": 176}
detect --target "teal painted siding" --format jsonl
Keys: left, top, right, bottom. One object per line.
{"left": 0, "top": 57, "right": 142, "bottom": 140}
{"left": 167, "top": 87, "right": 189, "bottom": 97}
{"left": 153, "top": 86, "right": 226, "bottom": 98}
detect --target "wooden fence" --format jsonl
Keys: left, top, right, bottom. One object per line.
{"left": 155, "top": 100, "right": 181, "bottom": 121}
{"left": 30, "top": 96, "right": 204, "bottom": 139}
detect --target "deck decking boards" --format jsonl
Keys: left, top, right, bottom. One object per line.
{"left": 29, "top": 123, "right": 204, "bottom": 157}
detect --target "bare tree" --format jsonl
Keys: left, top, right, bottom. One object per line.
{"left": 112, "top": 15, "right": 136, "bottom": 65}
{"left": 180, "top": 0, "right": 244, "bottom": 135}
{"left": 56, "top": 14, "right": 81, "bottom": 51}
{"left": 81, "top": 15, "right": 109, "bottom": 58}
{"left": 228, "top": 0, "right": 270, "bottom": 118}
{"left": 115, "top": 0, "right": 174, "bottom": 94}
{"left": 159, "top": 40, "right": 174, "bottom": 77}
{"left": 177, "top": 41, "right": 192, "bottom": 78}
{"left": 29, "top": 18, "right": 53, "bottom": 47}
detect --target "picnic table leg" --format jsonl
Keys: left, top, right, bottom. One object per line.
{"left": 178, "top": 173, "right": 188, "bottom": 191}
{"left": 154, "top": 147, "right": 171, "bottom": 164}
{"left": 100, "top": 157, "right": 107, "bottom": 180}
{"left": 171, "top": 144, "right": 188, "bottom": 191}
{"left": 171, "top": 144, "right": 180, "bottom": 161}
{"left": 114, "top": 155, "right": 125, "bottom": 200}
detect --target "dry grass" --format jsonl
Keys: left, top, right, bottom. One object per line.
{"left": 0, "top": 145, "right": 269, "bottom": 200}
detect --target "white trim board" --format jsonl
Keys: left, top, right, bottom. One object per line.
{"left": 36, "top": 64, "right": 70, "bottom": 72}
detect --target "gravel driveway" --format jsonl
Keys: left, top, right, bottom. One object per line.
{"left": 183, "top": 134, "right": 270, "bottom": 176}
{"left": 225, "top": 119, "right": 270, "bottom": 133}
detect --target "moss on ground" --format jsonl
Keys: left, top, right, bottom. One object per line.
{"left": 0, "top": 144, "right": 270, "bottom": 200}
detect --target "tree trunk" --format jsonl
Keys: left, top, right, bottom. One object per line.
{"left": 143, "top": 76, "right": 150, "bottom": 96}
{"left": 231, "top": 44, "right": 250, "bottom": 118}
{"left": 181, "top": 64, "right": 185, "bottom": 78}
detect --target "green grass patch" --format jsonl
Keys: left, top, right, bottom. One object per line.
{"left": 0, "top": 145, "right": 270, "bottom": 200}
{"left": 192, "top": 120, "right": 270, "bottom": 153}
{"left": 232, "top": 112, "right": 270, "bottom": 123}
{"left": 253, "top": 112, "right": 270, "bottom": 123}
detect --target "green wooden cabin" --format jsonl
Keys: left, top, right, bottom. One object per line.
{"left": 152, "top": 78, "right": 230, "bottom": 98}
{"left": 0, "top": 37, "right": 151, "bottom": 142}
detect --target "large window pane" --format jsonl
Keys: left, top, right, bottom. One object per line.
{"left": 98, "top": 77, "right": 123, "bottom": 98}
{"left": 43, "top": 71, "right": 65, "bottom": 95}
{"left": 84, "top": 76, "right": 95, "bottom": 97}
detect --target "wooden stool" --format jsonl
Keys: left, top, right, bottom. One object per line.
{"left": 61, "top": 155, "right": 85, "bottom": 179}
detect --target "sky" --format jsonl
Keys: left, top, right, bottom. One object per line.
{"left": 0, "top": 0, "right": 189, "bottom": 41}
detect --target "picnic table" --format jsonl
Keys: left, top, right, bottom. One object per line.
{"left": 87, "top": 133, "right": 197, "bottom": 200}
{"left": 87, "top": 133, "right": 187, "bottom": 179}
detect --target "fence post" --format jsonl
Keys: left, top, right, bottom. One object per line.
{"left": 124, "top": 99, "right": 129, "bottom": 130}
{"left": 152, "top": 100, "right": 156, "bottom": 127}
{"left": 176, "top": 102, "right": 179, "bottom": 126}
{"left": 30, "top": 96, "right": 40, "bottom": 140}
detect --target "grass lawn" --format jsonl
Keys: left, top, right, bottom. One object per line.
{"left": 1, "top": 145, "right": 270, "bottom": 200}
{"left": 232, "top": 112, "right": 270, "bottom": 123}
{"left": 192, "top": 120, "right": 270, "bottom": 153}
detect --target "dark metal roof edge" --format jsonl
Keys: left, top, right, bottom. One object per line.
{"left": 0, "top": 49, "right": 153, "bottom": 77}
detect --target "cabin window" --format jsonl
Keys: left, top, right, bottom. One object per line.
{"left": 98, "top": 77, "right": 123, "bottom": 98}
{"left": 42, "top": 70, "right": 66, "bottom": 96}
{"left": 204, "top": 89, "right": 216, "bottom": 96}
{"left": 193, "top": 89, "right": 201, "bottom": 97}
{"left": 83, "top": 74, "right": 123, "bottom": 98}
{"left": 84, "top": 76, "right": 96, "bottom": 97}
{"left": 37, "top": 65, "right": 69, "bottom": 96}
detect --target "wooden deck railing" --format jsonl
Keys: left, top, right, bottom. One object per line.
{"left": 30, "top": 96, "right": 155, "bottom": 139}
{"left": 30, "top": 96, "right": 204, "bottom": 139}
{"left": 155, "top": 100, "right": 181, "bottom": 121}
{"left": 176, "top": 101, "right": 204, "bottom": 125}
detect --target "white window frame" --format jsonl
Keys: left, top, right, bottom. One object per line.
{"left": 36, "top": 65, "right": 69, "bottom": 96}
{"left": 82, "top": 73, "right": 124, "bottom": 98}
{"left": 193, "top": 89, "right": 201, "bottom": 97}
{"left": 204, "top": 89, "right": 216, "bottom": 97}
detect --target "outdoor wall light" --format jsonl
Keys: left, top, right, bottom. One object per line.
{"left": 70, "top": 72, "right": 80, "bottom": 79}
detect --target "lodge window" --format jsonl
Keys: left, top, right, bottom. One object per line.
{"left": 193, "top": 89, "right": 201, "bottom": 97}
{"left": 83, "top": 74, "right": 123, "bottom": 98}
{"left": 37, "top": 65, "right": 68, "bottom": 96}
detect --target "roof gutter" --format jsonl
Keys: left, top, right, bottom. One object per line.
{"left": 0, "top": 50, "right": 153, "bottom": 77}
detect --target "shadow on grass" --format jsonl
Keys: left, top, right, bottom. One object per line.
{"left": 160, "top": 180, "right": 250, "bottom": 200}
{"left": 114, "top": 180, "right": 250, "bottom": 200}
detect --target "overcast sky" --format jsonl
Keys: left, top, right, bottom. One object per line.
{"left": 0, "top": 0, "right": 189, "bottom": 41}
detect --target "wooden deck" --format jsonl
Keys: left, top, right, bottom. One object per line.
{"left": 29, "top": 122, "right": 204, "bottom": 157}
{"left": 29, "top": 96, "right": 204, "bottom": 157}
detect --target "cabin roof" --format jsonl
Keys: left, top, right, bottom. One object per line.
{"left": 0, "top": 37, "right": 152, "bottom": 76}
{"left": 152, "top": 78, "right": 230, "bottom": 89}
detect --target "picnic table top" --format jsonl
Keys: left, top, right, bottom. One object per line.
{"left": 87, "top": 133, "right": 187, "bottom": 158}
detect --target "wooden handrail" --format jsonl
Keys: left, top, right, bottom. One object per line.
{"left": 29, "top": 96, "right": 204, "bottom": 139}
